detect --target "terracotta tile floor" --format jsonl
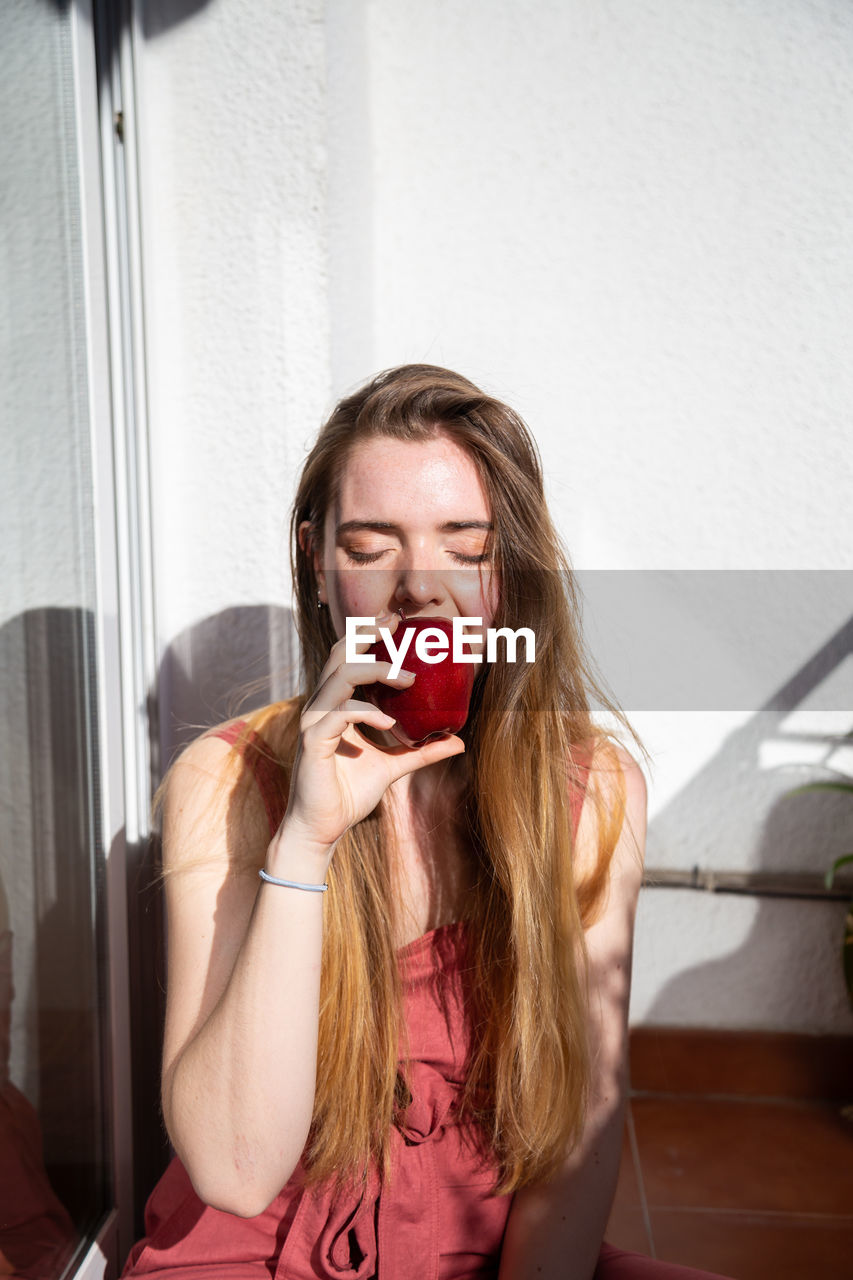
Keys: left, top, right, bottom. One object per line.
{"left": 604, "top": 1029, "right": 853, "bottom": 1279}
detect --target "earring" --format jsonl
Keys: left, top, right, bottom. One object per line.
{"left": 317, "top": 591, "right": 325, "bottom": 610}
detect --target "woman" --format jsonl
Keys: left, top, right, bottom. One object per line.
{"left": 122, "top": 366, "right": 731, "bottom": 1279}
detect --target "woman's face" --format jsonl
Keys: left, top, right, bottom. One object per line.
{"left": 305, "top": 433, "right": 500, "bottom": 650}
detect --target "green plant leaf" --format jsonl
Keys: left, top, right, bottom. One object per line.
{"left": 784, "top": 778, "right": 853, "bottom": 1006}
{"left": 788, "top": 781, "right": 853, "bottom": 799}
{"left": 825, "top": 853, "right": 853, "bottom": 890}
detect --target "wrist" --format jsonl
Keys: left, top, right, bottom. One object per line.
{"left": 267, "top": 818, "right": 337, "bottom": 881}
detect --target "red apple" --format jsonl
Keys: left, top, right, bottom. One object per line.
{"left": 363, "top": 614, "right": 477, "bottom": 747}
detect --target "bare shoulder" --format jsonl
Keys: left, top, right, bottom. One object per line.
{"left": 250, "top": 695, "right": 304, "bottom": 758}
{"left": 604, "top": 743, "right": 646, "bottom": 900}
{"left": 573, "top": 739, "right": 647, "bottom": 919}
{"left": 158, "top": 704, "right": 297, "bottom": 875}
{"left": 584, "top": 737, "right": 645, "bottom": 803}
{"left": 595, "top": 740, "right": 646, "bottom": 836}
{"left": 582, "top": 737, "right": 646, "bottom": 839}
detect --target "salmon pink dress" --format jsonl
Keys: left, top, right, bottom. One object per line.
{"left": 121, "top": 722, "right": 731, "bottom": 1280}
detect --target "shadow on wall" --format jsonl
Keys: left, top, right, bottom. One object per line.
{"left": 642, "top": 611, "right": 853, "bottom": 1031}
{"left": 156, "top": 603, "right": 300, "bottom": 767}
{"left": 139, "top": 0, "right": 216, "bottom": 39}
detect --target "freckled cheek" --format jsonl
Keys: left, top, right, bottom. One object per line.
{"left": 330, "top": 569, "right": 392, "bottom": 621}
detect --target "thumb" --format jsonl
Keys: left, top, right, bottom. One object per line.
{"left": 387, "top": 733, "right": 466, "bottom": 782}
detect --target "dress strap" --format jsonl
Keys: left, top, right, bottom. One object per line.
{"left": 207, "top": 719, "right": 287, "bottom": 838}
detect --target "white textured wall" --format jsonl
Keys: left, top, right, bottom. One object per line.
{"left": 137, "top": 0, "right": 853, "bottom": 1031}
{"left": 328, "top": 0, "right": 853, "bottom": 573}
{"left": 136, "top": 0, "right": 331, "bottom": 754}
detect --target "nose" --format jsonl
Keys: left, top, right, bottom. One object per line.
{"left": 393, "top": 565, "right": 444, "bottom": 613}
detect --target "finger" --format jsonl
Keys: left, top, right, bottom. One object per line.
{"left": 343, "top": 660, "right": 415, "bottom": 688}
{"left": 384, "top": 734, "right": 466, "bottom": 781}
{"left": 302, "top": 663, "right": 415, "bottom": 726}
{"left": 302, "top": 699, "right": 397, "bottom": 756}
{"left": 313, "top": 610, "right": 405, "bottom": 693}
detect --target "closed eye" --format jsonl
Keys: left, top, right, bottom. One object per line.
{"left": 343, "top": 549, "right": 489, "bottom": 565}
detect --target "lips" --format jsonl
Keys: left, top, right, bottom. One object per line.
{"left": 363, "top": 613, "right": 477, "bottom": 748}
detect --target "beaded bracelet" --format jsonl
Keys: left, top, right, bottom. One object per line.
{"left": 258, "top": 868, "right": 328, "bottom": 892}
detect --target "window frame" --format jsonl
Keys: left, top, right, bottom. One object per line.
{"left": 68, "top": 0, "right": 156, "bottom": 1273}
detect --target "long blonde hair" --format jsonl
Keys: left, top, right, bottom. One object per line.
{"left": 170, "top": 365, "right": 637, "bottom": 1194}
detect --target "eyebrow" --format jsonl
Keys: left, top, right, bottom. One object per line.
{"left": 335, "top": 520, "right": 493, "bottom": 536}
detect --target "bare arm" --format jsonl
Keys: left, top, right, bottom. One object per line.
{"left": 160, "top": 614, "right": 465, "bottom": 1218}
{"left": 158, "top": 742, "right": 331, "bottom": 1218}
{"left": 497, "top": 746, "right": 647, "bottom": 1279}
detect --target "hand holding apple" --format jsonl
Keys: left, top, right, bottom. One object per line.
{"left": 364, "top": 614, "right": 476, "bottom": 747}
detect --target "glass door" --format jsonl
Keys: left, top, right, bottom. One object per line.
{"left": 0, "top": 1, "right": 136, "bottom": 1275}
